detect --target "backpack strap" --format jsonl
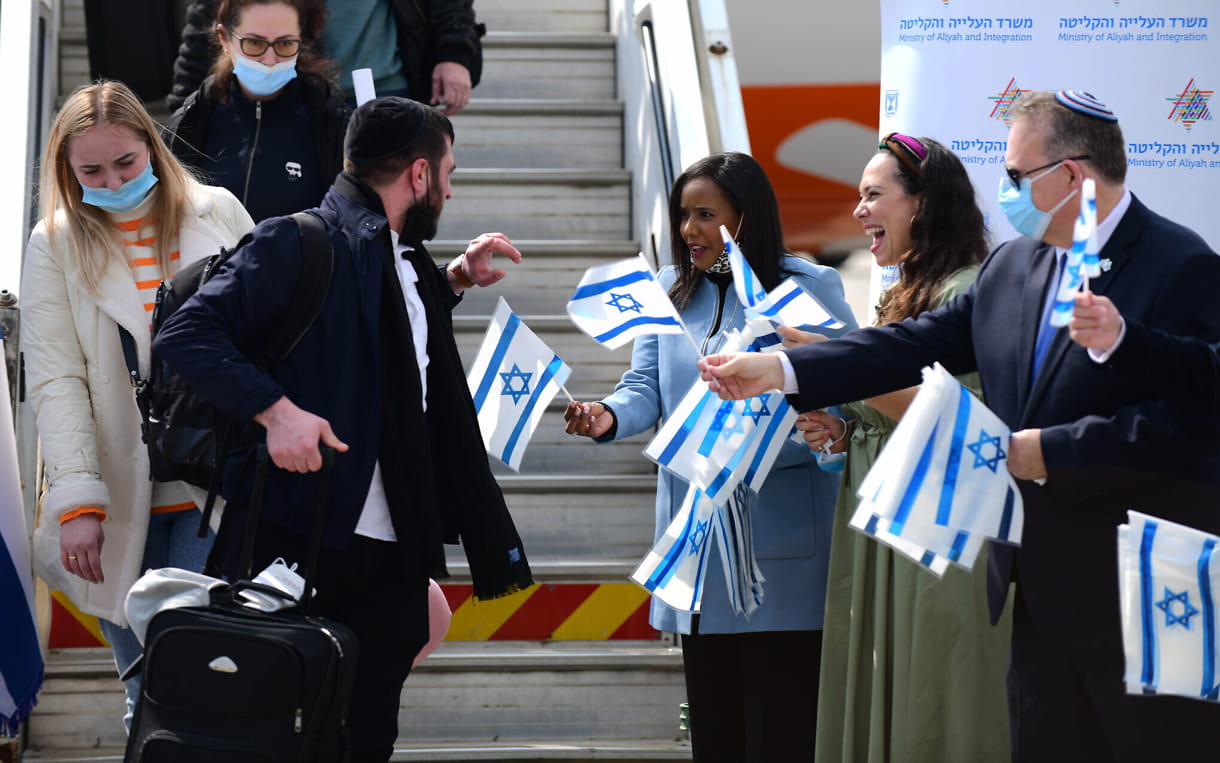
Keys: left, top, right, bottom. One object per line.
{"left": 251, "top": 211, "right": 334, "bottom": 371}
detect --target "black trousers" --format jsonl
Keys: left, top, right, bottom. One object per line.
{"left": 1008, "top": 588, "right": 1220, "bottom": 762}
{"left": 249, "top": 523, "right": 430, "bottom": 763}
{"left": 680, "top": 627, "right": 823, "bottom": 763}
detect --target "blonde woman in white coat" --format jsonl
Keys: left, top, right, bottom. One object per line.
{"left": 21, "top": 81, "right": 254, "bottom": 728}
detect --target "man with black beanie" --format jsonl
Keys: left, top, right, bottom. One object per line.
{"left": 155, "top": 96, "right": 532, "bottom": 762}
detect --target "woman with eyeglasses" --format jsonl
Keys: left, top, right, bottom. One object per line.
{"left": 23, "top": 81, "right": 253, "bottom": 731}
{"left": 787, "top": 134, "right": 1012, "bottom": 762}
{"left": 164, "top": 0, "right": 348, "bottom": 222}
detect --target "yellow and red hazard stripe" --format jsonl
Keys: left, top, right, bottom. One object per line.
{"left": 48, "top": 582, "right": 659, "bottom": 649}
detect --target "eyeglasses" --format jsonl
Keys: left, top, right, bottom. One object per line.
{"left": 1004, "top": 155, "right": 1091, "bottom": 187}
{"left": 228, "top": 30, "right": 302, "bottom": 58}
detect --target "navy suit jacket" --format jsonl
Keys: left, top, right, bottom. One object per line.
{"left": 784, "top": 195, "right": 1220, "bottom": 648}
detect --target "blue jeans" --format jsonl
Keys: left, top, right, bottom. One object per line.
{"left": 98, "top": 509, "right": 214, "bottom": 732}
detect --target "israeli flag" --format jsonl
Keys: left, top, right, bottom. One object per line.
{"left": 1050, "top": 178, "right": 1098, "bottom": 327}
{"left": 468, "top": 298, "right": 571, "bottom": 471}
{"left": 721, "top": 225, "right": 767, "bottom": 308}
{"left": 744, "top": 278, "right": 845, "bottom": 334}
{"left": 643, "top": 330, "right": 796, "bottom": 503}
{"left": 631, "top": 484, "right": 718, "bottom": 612}
{"left": 713, "top": 491, "right": 766, "bottom": 616}
{"left": 0, "top": 334, "right": 42, "bottom": 734}
{"left": 1120, "top": 511, "right": 1220, "bottom": 702}
{"left": 850, "top": 363, "right": 1024, "bottom": 576}
{"left": 567, "top": 254, "right": 686, "bottom": 350}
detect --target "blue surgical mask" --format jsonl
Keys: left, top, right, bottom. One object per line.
{"left": 232, "top": 54, "right": 298, "bottom": 97}
{"left": 79, "top": 160, "right": 158, "bottom": 213}
{"left": 997, "top": 163, "right": 1078, "bottom": 240}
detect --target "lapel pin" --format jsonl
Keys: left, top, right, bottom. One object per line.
{"left": 1099, "top": 258, "right": 1112, "bottom": 273}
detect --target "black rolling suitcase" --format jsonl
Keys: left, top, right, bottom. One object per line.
{"left": 124, "top": 447, "right": 358, "bottom": 762}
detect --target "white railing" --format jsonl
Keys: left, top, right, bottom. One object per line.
{"left": 612, "top": 0, "right": 749, "bottom": 269}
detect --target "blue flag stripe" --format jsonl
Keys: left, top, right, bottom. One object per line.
{"left": 472, "top": 313, "right": 521, "bottom": 409}
{"left": 697, "top": 402, "right": 735, "bottom": 457}
{"left": 570, "top": 269, "right": 652, "bottom": 300}
{"left": 1199, "top": 538, "right": 1218, "bottom": 699}
{"left": 935, "top": 386, "right": 972, "bottom": 526}
{"left": 997, "top": 487, "right": 1015, "bottom": 542}
{"left": 656, "top": 394, "right": 714, "bottom": 467}
{"left": 947, "top": 530, "right": 969, "bottom": 562}
{"left": 647, "top": 490, "right": 703, "bottom": 589}
{"left": 705, "top": 437, "right": 755, "bottom": 500}
{"left": 498, "top": 355, "right": 566, "bottom": 467}
{"left": 594, "top": 315, "right": 682, "bottom": 343}
{"left": 889, "top": 421, "right": 940, "bottom": 536}
{"left": 744, "top": 397, "right": 791, "bottom": 485}
{"left": 0, "top": 532, "right": 42, "bottom": 735}
{"left": 1139, "top": 520, "right": 1159, "bottom": 689}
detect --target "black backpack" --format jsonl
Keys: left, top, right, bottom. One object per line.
{"left": 119, "top": 211, "right": 333, "bottom": 509}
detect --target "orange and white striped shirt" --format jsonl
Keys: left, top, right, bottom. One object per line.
{"left": 111, "top": 198, "right": 195, "bottom": 515}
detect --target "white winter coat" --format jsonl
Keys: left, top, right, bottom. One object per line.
{"left": 22, "top": 181, "right": 253, "bottom": 625}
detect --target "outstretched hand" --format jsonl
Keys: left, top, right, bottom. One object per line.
{"left": 777, "top": 325, "right": 827, "bottom": 349}
{"left": 563, "top": 400, "right": 615, "bottom": 439}
{"left": 459, "top": 233, "right": 523, "bottom": 289}
{"left": 698, "top": 353, "right": 785, "bottom": 400}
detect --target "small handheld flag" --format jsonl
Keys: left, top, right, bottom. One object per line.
{"left": 468, "top": 298, "right": 571, "bottom": 471}
{"left": 721, "top": 225, "right": 766, "bottom": 308}
{"left": 1050, "top": 178, "right": 1098, "bottom": 327}
{"left": 567, "top": 254, "right": 690, "bottom": 350}
{"left": 1120, "top": 511, "right": 1220, "bottom": 702}
{"left": 0, "top": 332, "right": 42, "bottom": 734}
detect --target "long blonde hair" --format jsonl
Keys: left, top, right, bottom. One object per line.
{"left": 40, "top": 80, "right": 196, "bottom": 293}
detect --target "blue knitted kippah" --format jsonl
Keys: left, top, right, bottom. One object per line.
{"left": 1056, "top": 90, "right": 1118, "bottom": 122}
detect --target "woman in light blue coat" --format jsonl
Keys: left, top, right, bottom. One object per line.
{"left": 564, "top": 152, "right": 857, "bottom": 762}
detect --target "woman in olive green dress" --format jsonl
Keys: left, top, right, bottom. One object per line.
{"left": 789, "top": 134, "right": 1012, "bottom": 762}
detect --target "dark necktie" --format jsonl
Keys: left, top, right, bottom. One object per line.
{"left": 1031, "top": 252, "right": 1067, "bottom": 383}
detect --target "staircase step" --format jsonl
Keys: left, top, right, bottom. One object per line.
{"left": 451, "top": 99, "right": 624, "bottom": 169}
{"left": 479, "top": 0, "right": 609, "bottom": 35}
{"left": 22, "top": 740, "right": 692, "bottom": 763}
{"left": 480, "top": 33, "right": 616, "bottom": 100}
{"left": 441, "top": 169, "right": 631, "bottom": 241}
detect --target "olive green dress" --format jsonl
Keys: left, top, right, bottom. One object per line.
{"left": 814, "top": 267, "right": 1012, "bottom": 763}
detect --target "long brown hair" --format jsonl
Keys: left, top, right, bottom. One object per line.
{"left": 875, "top": 137, "right": 988, "bottom": 324}
{"left": 40, "top": 80, "right": 197, "bottom": 294}
{"left": 666, "top": 152, "right": 787, "bottom": 312}
{"left": 209, "top": 0, "right": 335, "bottom": 102}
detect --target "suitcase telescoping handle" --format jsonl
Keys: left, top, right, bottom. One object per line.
{"left": 238, "top": 444, "right": 336, "bottom": 613}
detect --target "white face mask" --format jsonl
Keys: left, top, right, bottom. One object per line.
{"left": 232, "top": 54, "right": 298, "bottom": 96}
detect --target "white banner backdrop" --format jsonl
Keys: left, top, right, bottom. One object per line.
{"left": 878, "top": 0, "right": 1218, "bottom": 250}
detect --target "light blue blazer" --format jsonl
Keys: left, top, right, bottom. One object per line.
{"left": 600, "top": 254, "right": 858, "bottom": 634}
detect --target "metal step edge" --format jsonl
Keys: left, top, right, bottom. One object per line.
{"left": 461, "top": 99, "right": 623, "bottom": 116}
{"left": 442, "top": 559, "right": 641, "bottom": 581}
{"left": 452, "top": 168, "right": 631, "bottom": 185}
{"left": 390, "top": 741, "right": 691, "bottom": 761}
{"left": 485, "top": 32, "right": 616, "bottom": 48}
{"left": 21, "top": 741, "right": 692, "bottom": 763}
{"left": 497, "top": 474, "right": 655, "bottom": 492}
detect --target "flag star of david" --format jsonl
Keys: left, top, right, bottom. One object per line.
{"left": 741, "top": 397, "right": 772, "bottom": 425}
{"left": 687, "top": 519, "right": 709, "bottom": 555}
{"left": 606, "top": 292, "right": 644, "bottom": 314}
{"left": 499, "top": 363, "right": 533, "bottom": 404}
{"left": 1156, "top": 587, "right": 1200, "bottom": 629}
{"left": 967, "top": 429, "right": 1006, "bottom": 473}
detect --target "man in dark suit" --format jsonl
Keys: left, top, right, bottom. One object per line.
{"left": 156, "top": 97, "right": 531, "bottom": 762}
{"left": 699, "top": 90, "right": 1220, "bottom": 760}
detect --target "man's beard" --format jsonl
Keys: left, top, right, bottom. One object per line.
{"left": 402, "top": 178, "right": 443, "bottom": 244}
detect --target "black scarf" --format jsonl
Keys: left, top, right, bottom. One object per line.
{"left": 339, "top": 174, "right": 533, "bottom": 600}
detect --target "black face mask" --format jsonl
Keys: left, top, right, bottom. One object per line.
{"left": 401, "top": 169, "right": 441, "bottom": 244}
